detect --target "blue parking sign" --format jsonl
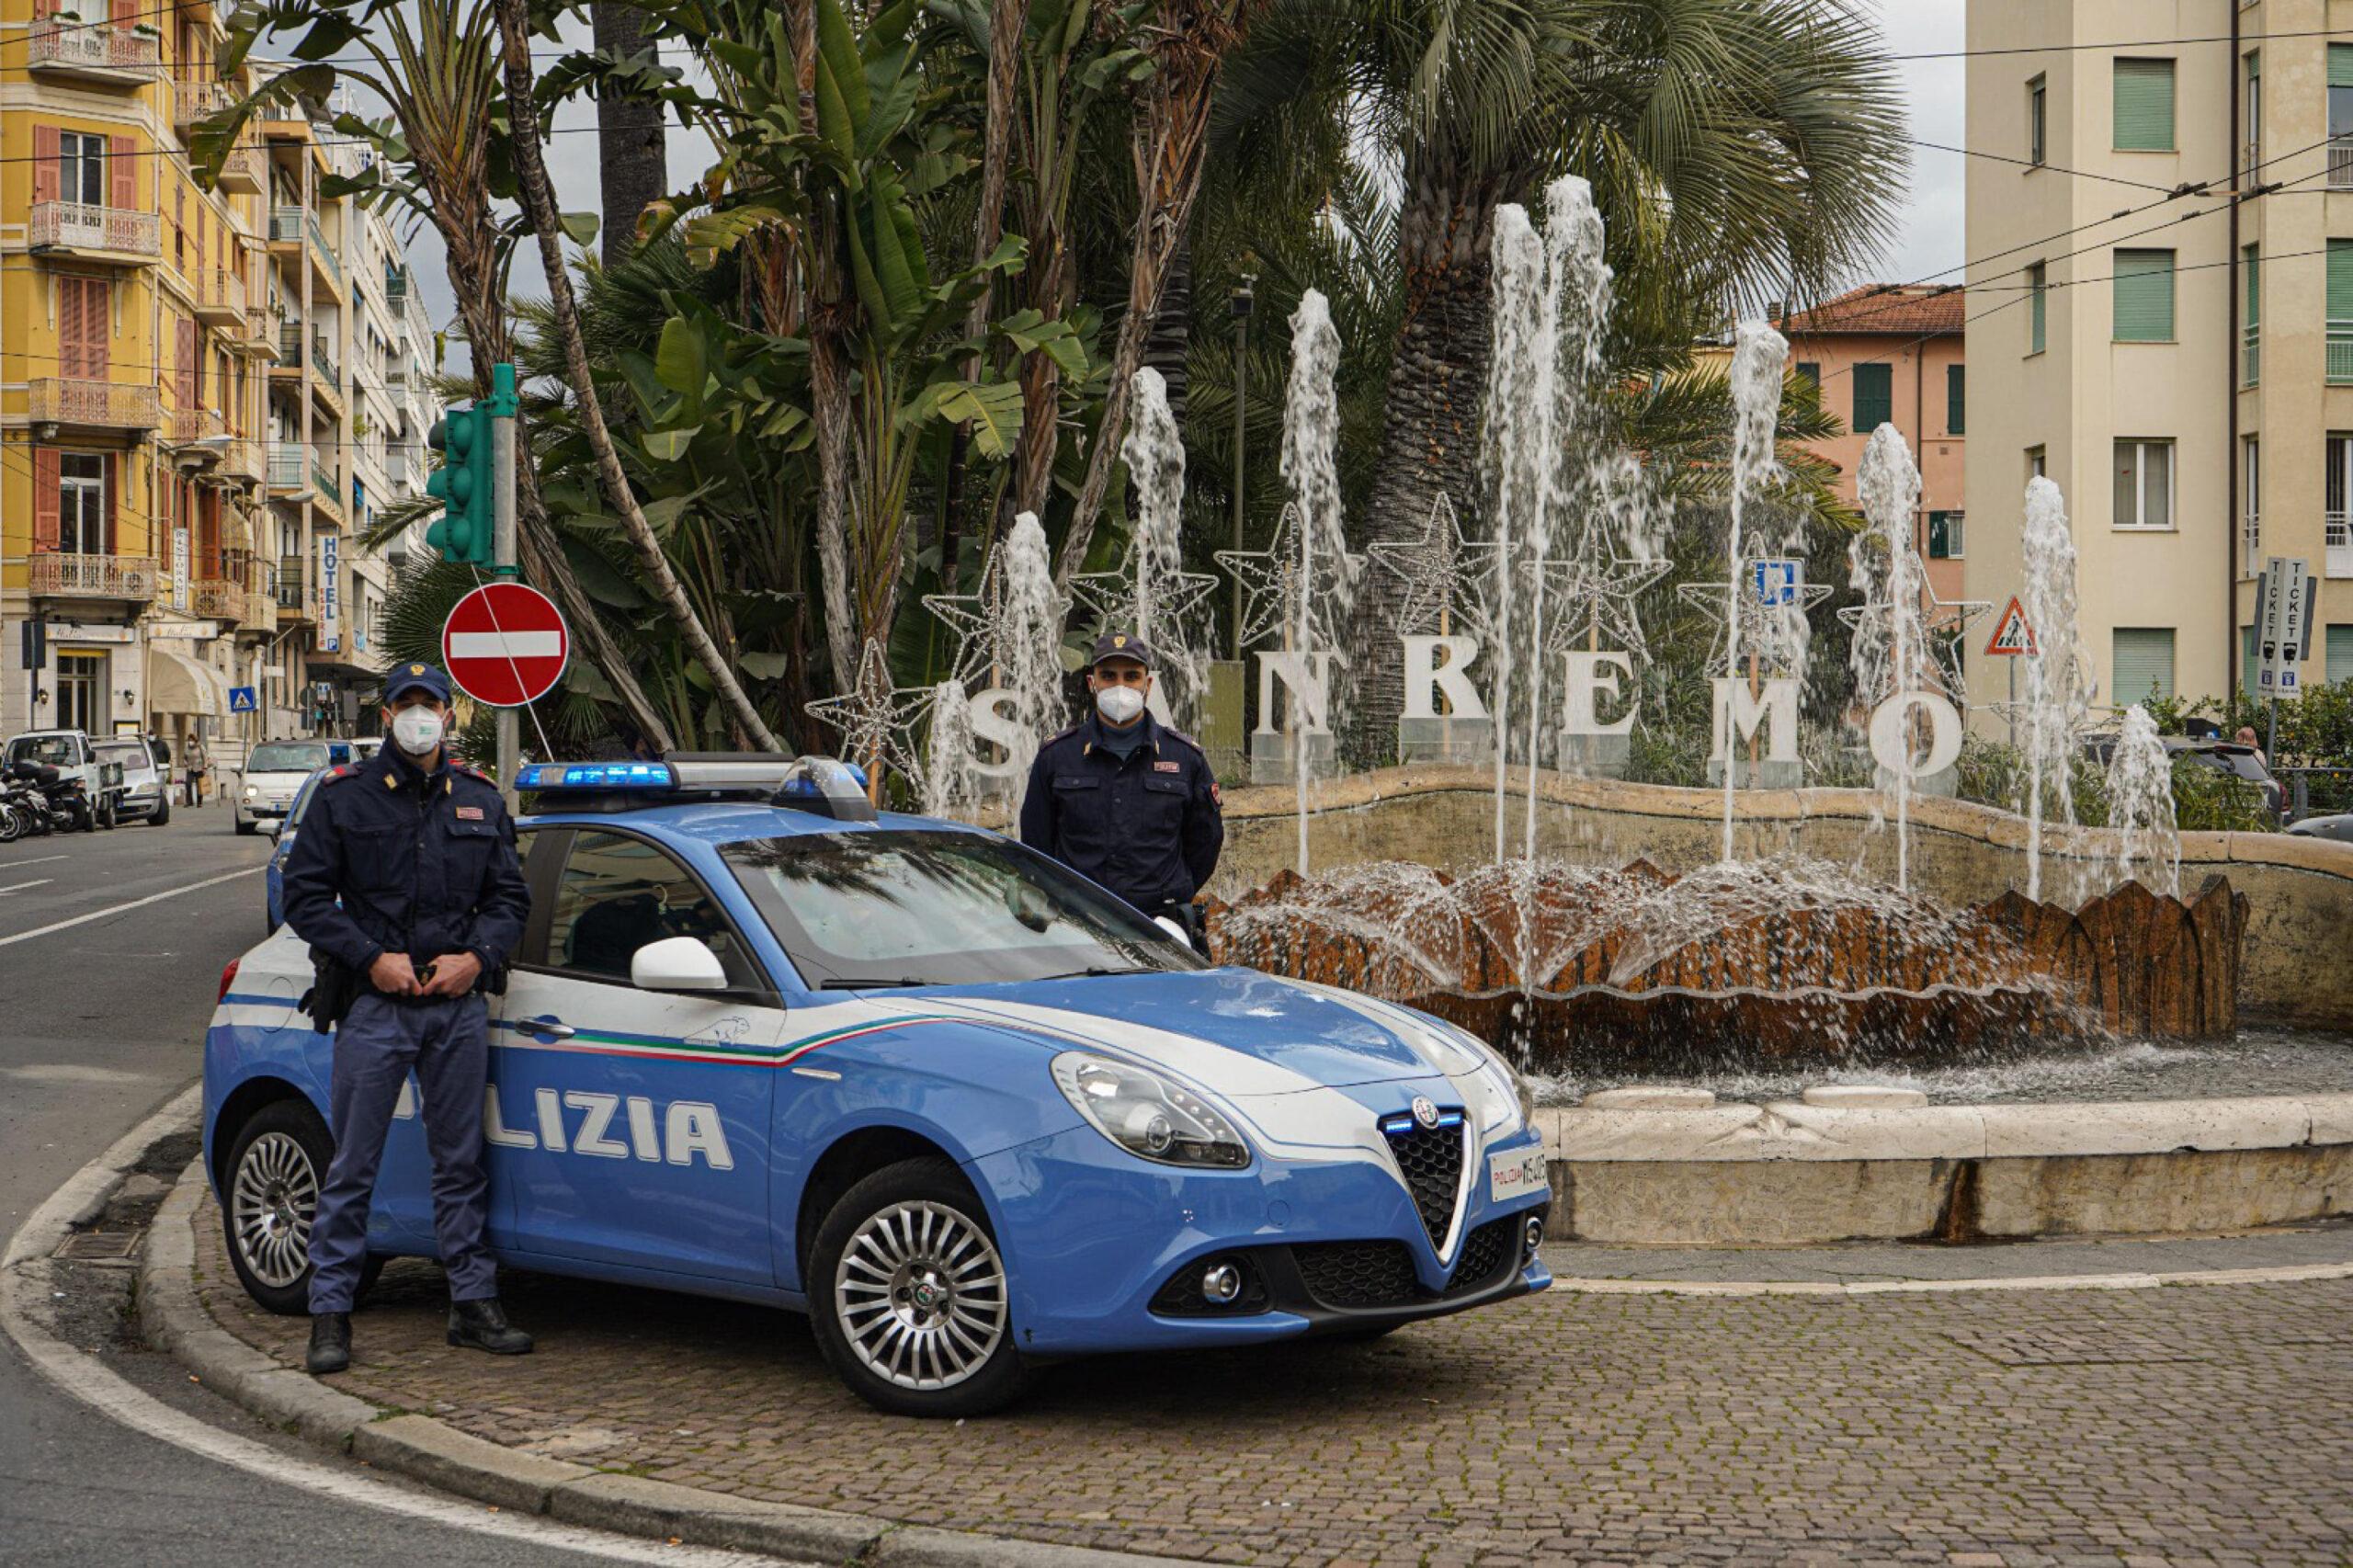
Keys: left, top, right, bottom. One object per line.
{"left": 228, "top": 686, "right": 258, "bottom": 713}
{"left": 1753, "top": 558, "right": 1802, "bottom": 606}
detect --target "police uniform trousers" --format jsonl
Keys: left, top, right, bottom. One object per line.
{"left": 308, "top": 992, "right": 498, "bottom": 1313}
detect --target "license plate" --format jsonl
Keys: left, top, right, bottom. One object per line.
{"left": 1488, "top": 1146, "right": 1549, "bottom": 1203}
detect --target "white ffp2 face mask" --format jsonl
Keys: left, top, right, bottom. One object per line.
{"left": 392, "top": 707, "right": 446, "bottom": 756}
{"left": 1095, "top": 685, "right": 1146, "bottom": 725}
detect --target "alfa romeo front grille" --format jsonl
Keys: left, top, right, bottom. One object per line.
{"left": 1293, "top": 1240, "right": 1420, "bottom": 1308}
{"left": 1378, "top": 1108, "right": 1466, "bottom": 1249}
{"left": 1441, "top": 1216, "right": 1519, "bottom": 1298}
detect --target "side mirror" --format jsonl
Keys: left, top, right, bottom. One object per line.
{"left": 1153, "top": 915, "right": 1188, "bottom": 946}
{"left": 266, "top": 819, "right": 285, "bottom": 839}
{"left": 631, "top": 935, "right": 728, "bottom": 993}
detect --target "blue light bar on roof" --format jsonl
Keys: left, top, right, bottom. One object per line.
{"left": 513, "top": 761, "right": 676, "bottom": 791}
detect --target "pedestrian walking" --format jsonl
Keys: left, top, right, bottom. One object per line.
{"left": 185, "top": 736, "right": 206, "bottom": 807}
{"left": 1018, "top": 633, "right": 1224, "bottom": 945}
{"left": 278, "top": 662, "right": 534, "bottom": 1375}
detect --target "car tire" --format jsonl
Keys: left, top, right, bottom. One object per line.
{"left": 221, "top": 1098, "right": 335, "bottom": 1317}
{"left": 149, "top": 798, "right": 170, "bottom": 826}
{"left": 808, "top": 1157, "right": 1030, "bottom": 1418}
{"left": 97, "top": 798, "right": 117, "bottom": 830}
{"left": 234, "top": 818, "right": 256, "bottom": 835}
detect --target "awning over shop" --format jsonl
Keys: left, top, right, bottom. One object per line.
{"left": 148, "top": 643, "right": 233, "bottom": 718}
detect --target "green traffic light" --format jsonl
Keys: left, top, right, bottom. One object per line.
{"left": 425, "top": 405, "right": 494, "bottom": 566}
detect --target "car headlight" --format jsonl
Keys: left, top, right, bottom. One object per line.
{"left": 244, "top": 785, "right": 258, "bottom": 799}
{"left": 1051, "top": 1051, "right": 1250, "bottom": 1169}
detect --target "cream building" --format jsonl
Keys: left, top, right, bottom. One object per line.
{"left": 1963, "top": 0, "right": 2353, "bottom": 723}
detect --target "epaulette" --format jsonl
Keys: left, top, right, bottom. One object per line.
{"left": 1157, "top": 727, "right": 1207, "bottom": 756}
{"left": 317, "top": 765, "right": 357, "bottom": 786}
{"left": 449, "top": 762, "right": 496, "bottom": 785}
{"left": 1042, "top": 724, "right": 1084, "bottom": 746}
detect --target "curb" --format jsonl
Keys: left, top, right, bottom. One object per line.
{"left": 140, "top": 1153, "right": 1199, "bottom": 1568}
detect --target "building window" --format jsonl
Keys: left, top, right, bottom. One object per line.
{"left": 1946, "top": 364, "right": 1965, "bottom": 436}
{"left": 2112, "top": 628, "right": 2177, "bottom": 704}
{"left": 1927, "top": 511, "right": 1965, "bottom": 560}
{"left": 57, "top": 131, "right": 106, "bottom": 206}
{"left": 2028, "top": 262, "right": 2047, "bottom": 354}
{"left": 2329, "top": 241, "right": 2353, "bottom": 381}
{"left": 2326, "top": 436, "right": 2353, "bottom": 571}
{"left": 1852, "top": 362, "right": 1892, "bottom": 433}
{"left": 2244, "top": 51, "right": 2261, "bottom": 178}
{"left": 2029, "top": 75, "right": 2046, "bottom": 165}
{"left": 58, "top": 453, "right": 108, "bottom": 554}
{"left": 1794, "top": 360, "right": 1820, "bottom": 392}
{"left": 2113, "top": 439, "right": 2174, "bottom": 530}
{"left": 2331, "top": 47, "right": 2353, "bottom": 187}
{"left": 2328, "top": 625, "right": 2353, "bottom": 686}
{"left": 2028, "top": 445, "right": 2047, "bottom": 483}
{"left": 2113, "top": 249, "right": 2176, "bottom": 341}
{"left": 2243, "top": 436, "right": 2261, "bottom": 574}
{"left": 2243, "top": 244, "right": 2260, "bottom": 385}
{"left": 2113, "top": 58, "right": 2177, "bottom": 151}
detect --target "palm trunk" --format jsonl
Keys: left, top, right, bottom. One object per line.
{"left": 591, "top": 0, "right": 668, "bottom": 270}
{"left": 494, "top": 0, "right": 782, "bottom": 751}
{"left": 1339, "top": 157, "right": 1501, "bottom": 766}
{"left": 809, "top": 312, "right": 861, "bottom": 693}
{"left": 1141, "top": 227, "right": 1191, "bottom": 424}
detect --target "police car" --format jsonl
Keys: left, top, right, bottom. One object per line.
{"left": 203, "top": 756, "right": 1551, "bottom": 1417}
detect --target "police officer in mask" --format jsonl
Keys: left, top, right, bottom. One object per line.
{"left": 279, "top": 664, "right": 533, "bottom": 1374}
{"left": 1019, "top": 634, "right": 1223, "bottom": 940}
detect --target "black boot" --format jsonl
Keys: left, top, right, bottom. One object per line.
{"left": 446, "top": 1297, "right": 533, "bottom": 1356}
{"left": 306, "top": 1312, "right": 351, "bottom": 1374}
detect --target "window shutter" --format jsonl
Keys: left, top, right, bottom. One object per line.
{"left": 2245, "top": 247, "right": 2259, "bottom": 326}
{"left": 32, "top": 449, "right": 61, "bottom": 552}
{"left": 33, "top": 0, "right": 57, "bottom": 17}
{"left": 2029, "top": 268, "right": 2046, "bottom": 352}
{"left": 108, "top": 136, "right": 132, "bottom": 210}
{"left": 2112, "top": 629, "right": 2177, "bottom": 703}
{"left": 109, "top": 0, "right": 134, "bottom": 21}
{"left": 33, "top": 126, "right": 60, "bottom": 206}
{"left": 100, "top": 454, "right": 116, "bottom": 554}
{"left": 176, "top": 316, "right": 197, "bottom": 409}
{"left": 2329, "top": 242, "right": 2353, "bottom": 322}
{"left": 2331, "top": 44, "right": 2353, "bottom": 89}
{"left": 2327, "top": 625, "right": 2353, "bottom": 686}
{"left": 59, "top": 276, "right": 86, "bottom": 379}
{"left": 2113, "top": 59, "right": 2177, "bottom": 150}
{"left": 80, "top": 278, "right": 109, "bottom": 378}
{"left": 2113, "top": 249, "right": 2176, "bottom": 340}
{"left": 1947, "top": 365, "right": 1965, "bottom": 435}
{"left": 2245, "top": 625, "right": 2262, "bottom": 697}
{"left": 1853, "top": 363, "right": 1893, "bottom": 432}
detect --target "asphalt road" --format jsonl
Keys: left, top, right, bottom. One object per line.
{"left": 0, "top": 805, "right": 690, "bottom": 1567}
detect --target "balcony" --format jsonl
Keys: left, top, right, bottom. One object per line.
{"left": 312, "top": 462, "right": 346, "bottom": 525}
{"left": 274, "top": 558, "right": 315, "bottom": 619}
{"left": 192, "top": 578, "right": 247, "bottom": 621}
{"left": 166, "top": 404, "right": 224, "bottom": 451}
{"left": 267, "top": 443, "right": 309, "bottom": 493}
{"left": 2329, "top": 512, "right": 2353, "bottom": 578}
{"left": 238, "top": 308, "right": 278, "bottom": 358}
{"left": 28, "top": 201, "right": 160, "bottom": 266}
{"left": 27, "top": 378, "right": 160, "bottom": 431}
{"left": 268, "top": 207, "right": 344, "bottom": 299}
{"left": 2244, "top": 512, "right": 2260, "bottom": 577}
{"left": 241, "top": 588, "right": 278, "bottom": 634}
{"left": 174, "top": 79, "right": 232, "bottom": 133}
{"left": 216, "top": 144, "right": 264, "bottom": 196}
{"left": 2330, "top": 324, "right": 2353, "bottom": 385}
{"left": 28, "top": 551, "right": 160, "bottom": 602}
{"left": 2333, "top": 137, "right": 2353, "bottom": 190}
{"left": 28, "top": 20, "right": 159, "bottom": 85}
{"left": 219, "top": 436, "right": 265, "bottom": 485}
{"left": 191, "top": 266, "right": 246, "bottom": 326}
{"left": 2243, "top": 324, "right": 2259, "bottom": 388}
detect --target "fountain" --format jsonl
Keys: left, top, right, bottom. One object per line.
{"left": 2107, "top": 702, "right": 2182, "bottom": 898}
{"left": 2018, "top": 476, "right": 2092, "bottom": 903}
{"left": 1719, "top": 320, "right": 1792, "bottom": 849}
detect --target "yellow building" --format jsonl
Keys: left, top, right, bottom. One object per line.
{"left": 0, "top": 0, "right": 400, "bottom": 767}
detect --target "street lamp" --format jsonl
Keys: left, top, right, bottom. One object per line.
{"left": 1230, "top": 269, "right": 1256, "bottom": 662}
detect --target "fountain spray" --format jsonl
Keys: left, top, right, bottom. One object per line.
{"left": 1120, "top": 369, "right": 1200, "bottom": 725}
{"left": 1852, "top": 425, "right": 1927, "bottom": 892}
{"left": 2106, "top": 704, "right": 2182, "bottom": 898}
{"left": 2018, "top": 477, "right": 2089, "bottom": 903}
{"left": 1722, "top": 320, "right": 1790, "bottom": 861}
{"left": 998, "top": 511, "right": 1063, "bottom": 808}
{"left": 1278, "top": 290, "right": 1352, "bottom": 876}
{"left": 1484, "top": 207, "right": 1545, "bottom": 861}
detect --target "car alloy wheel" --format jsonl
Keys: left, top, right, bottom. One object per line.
{"left": 232, "top": 1130, "right": 318, "bottom": 1290}
{"left": 834, "top": 1199, "right": 1008, "bottom": 1392}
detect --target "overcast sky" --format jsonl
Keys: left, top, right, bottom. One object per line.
{"left": 401, "top": 1, "right": 1969, "bottom": 369}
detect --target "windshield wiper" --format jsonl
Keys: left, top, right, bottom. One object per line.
{"left": 1030, "top": 965, "right": 1156, "bottom": 981}
{"left": 817, "top": 977, "right": 932, "bottom": 990}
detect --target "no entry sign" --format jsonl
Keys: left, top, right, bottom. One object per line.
{"left": 441, "top": 582, "right": 568, "bottom": 707}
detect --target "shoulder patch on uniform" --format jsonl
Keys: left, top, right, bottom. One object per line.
{"left": 317, "top": 766, "right": 355, "bottom": 785}
{"left": 1153, "top": 758, "right": 1182, "bottom": 773}
{"left": 449, "top": 762, "right": 495, "bottom": 784}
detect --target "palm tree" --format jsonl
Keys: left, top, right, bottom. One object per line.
{"left": 1214, "top": 0, "right": 1905, "bottom": 757}
{"left": 593, "top": 0, "right": 670, "bottom": 268}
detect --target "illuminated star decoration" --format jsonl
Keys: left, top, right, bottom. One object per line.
{"left": 922, "top": 547, "right": 1072, "bottom": 687}
{"left": 1367, "top": 494, "right": 1471, "bottom": 636}
{"left": 1069, "top": 550, "right": 1219, "bottom": 647}
{"left": 1217, "top": 501, "right": 1367, "bottom": 651}
{"left": 1837, "top": 578, "right": 1993, "bottom": 702}
{"left": 1446, "top": 527, "right": 1668, "bottom": 665}
{"left": 804, "top": 638, "right": 938, "bottom": 798}
{"left": 1677, "top": 562, "right": 1836, "bottom": 678}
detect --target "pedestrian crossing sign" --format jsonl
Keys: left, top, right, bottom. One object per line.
{"left": 1984, "top": 597, "right": 2038, "bottom": 657}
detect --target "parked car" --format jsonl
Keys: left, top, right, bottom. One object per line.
{"left": 93, "top": 735, "right": 169, "bottom": 826}
{"left": 2079, "top": 734, "right": 2283, "bottom": 821}
{"left": 231, "top": 739, "right": 352, "bottom": 835}
{"left": 2285, "top": 812, "right": 2353, "bottom": 845}
{"left": 263, "top": 768, "right": 331, "bottom": 933}
{"left": 206, "top": 755, "right": 1552, "bottom": 1417}
{"left": 4, "top": 730, "right": 127, "bottom": 827}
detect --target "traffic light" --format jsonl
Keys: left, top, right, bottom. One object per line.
{"left": 425, "top": 405, "right": 494, "bottom": 566}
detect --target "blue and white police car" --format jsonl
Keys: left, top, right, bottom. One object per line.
{"left": 204, "top": 756, "right": 1552, "bottom": 1416}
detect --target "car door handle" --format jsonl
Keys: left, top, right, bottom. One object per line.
{"left": 521, "top": 1017, "right": 575, "bottom": 1040}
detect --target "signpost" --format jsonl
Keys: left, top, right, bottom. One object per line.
{"left": 2255, "top": 555, "right": 2316, "bottom": 763}
{"left": 441, "top": 582, "right": 569, "bottom": 710}
{"left": 1984, "top": 597, "right": 2038, "bottom": 658}
{"left": 228, "top": 687, "right": 257, "bottom": 714}
{"left": 1753, "top": 558, "right": 1802, "bottom": 606}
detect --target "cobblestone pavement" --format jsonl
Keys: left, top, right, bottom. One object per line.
{"left": 191, "top": 1202, "right": 2353, "bottom": 1567}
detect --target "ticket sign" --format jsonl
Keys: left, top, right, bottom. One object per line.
{"left": 2256, "top": 557, "right": 2314, "bottom": 701}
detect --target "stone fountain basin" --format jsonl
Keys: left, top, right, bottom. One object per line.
{"left": 1535, "top": 1090, "right": 2353, "bottom": 1246}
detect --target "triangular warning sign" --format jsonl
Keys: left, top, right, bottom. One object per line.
{"left": 1984, "top": 596, "right": 2039, "bottom": 656}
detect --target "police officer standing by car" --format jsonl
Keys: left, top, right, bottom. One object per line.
{"left": 278, "top": 663, "right": 534, "bottom": 1374}
{"left": 1019, "top": 634, "right": 1223, "bottom": 941}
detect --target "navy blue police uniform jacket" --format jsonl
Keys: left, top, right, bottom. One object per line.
{"left": 1017, "top": 711, "right": 1223, "bottom": 912}
{"left": 279, "top": 744, "right": 531, "bottom": 986}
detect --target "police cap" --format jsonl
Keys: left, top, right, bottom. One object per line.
{"left": 381, "top": 662, "right": 453, "bottom": 704}
{"left": 1089, "top": 632, "right": 1154, "bottom": 671}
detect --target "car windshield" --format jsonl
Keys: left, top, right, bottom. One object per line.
{"left": 94, "top": 742, "right": 142, "bottom": 765}
{"left": 6, "top": 736, "right": 76, "bottom": 767}
{"left": 722, "top": 829, "right": 1203, "bottom": 989}
{"left": 247, "top": 743, "right": 331, "bottom": 773}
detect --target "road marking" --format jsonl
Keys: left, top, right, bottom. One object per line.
{"left": 0, "top": 866, "right": 262, "bottom": 949}
{"left": 1547, "top": 1261, "right": 2353, "bottom": 1296}
{"left": 0, "top": 1089, "right": 811, "bottom": 1567}
{"left": 0, "top": 855, "right": 67, "bottom": 869}
{"left": 0, "top": 879, "right": 53, "bottom": 895}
